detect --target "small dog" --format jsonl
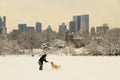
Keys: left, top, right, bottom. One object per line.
{"left": 50, "top": 62, "right": 61, "bottom": 70}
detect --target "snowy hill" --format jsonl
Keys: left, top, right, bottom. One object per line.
{"left": 0, "top": 55, "right": 120, "bottom": 80}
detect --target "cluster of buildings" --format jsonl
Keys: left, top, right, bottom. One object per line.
{"left": 18, "top": 14, "right": 89, "bottom": 34}
{"left": 59, "top": 14, "right": 89, "bottom": 34}
{"left": 0, "top": 15, "right": 110, "bottom": 37}
{"left": 18, "top": 14, "right": 109, "bottom": 35}
{"left": 0, "top": 16, "right": 7, "bottom": 36}
{"left": 18, "top": 22, "right": 42, "bottom": 32}
{"left": 18, "top": 22, "right": 54, "bottom": 33}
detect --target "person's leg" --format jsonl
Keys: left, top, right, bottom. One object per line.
{"left": 38, "top": 61, "right": 41, "bottom": 70}
{"left": 39, "top": 62, "right": 43, "bottom": 70}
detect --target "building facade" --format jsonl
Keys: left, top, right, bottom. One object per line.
{"left": 96, "top": 24, "right": 109, "bottom": 34}
{"left": 80, "top": 14, "right": 89, "bottom": 34}
{"left": 47, "top": 25, "right": 52, "bottom": 31}
{"left": 18, "top": 24, "right": 27, "bottom": 31}
{"left": 73, "top": 16, "right": 81, "bottom": 32}
{"left": 36, "top": 22, "right": 42, "bottom": 32}
{"left": 69, "top": 21, "right": 75, "bottom": 33}
{"left": 59, "top": 23, "right": 67, "bottom": 34}
{"left": 0, "top": 16, "right": 7, "bottom": 35}
{"left": 18, "top": 24, "right": 35, "bottom": 31}
{"left": 26, "top": 26, "right": 35, "bottom": 31}
{"left": 72, "top": 14, "right": 89, "bottom": 33}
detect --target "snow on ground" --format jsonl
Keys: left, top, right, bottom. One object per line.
{"left": 0, "top": 55, "right": 120, "bottom": 80}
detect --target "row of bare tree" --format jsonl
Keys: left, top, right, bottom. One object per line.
{"left": 0, "top": 28, "right": 120, "bottom": 56}
{"left": 86, "top": 28, "right": 120, "bottom": 56}
{"left": 7, "top": 30, "right": 59, "bottom": 55}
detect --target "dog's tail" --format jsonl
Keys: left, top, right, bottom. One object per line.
{"left": 59, "top": 65, "right": 61, "bottom": 68}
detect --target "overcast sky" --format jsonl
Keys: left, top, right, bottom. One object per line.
{"left": 0, "top": 0, "right": 120, "bottom": 33}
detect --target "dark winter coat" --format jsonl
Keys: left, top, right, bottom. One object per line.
{"left": 39, "top": 54, "right": 48, "bottom": 63}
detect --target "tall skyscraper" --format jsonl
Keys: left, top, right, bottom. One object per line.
{"left": 0, "top": 17, "right": 2, "bottom": 33}
{"left": 3, "top": 16, "right": 6, "bottom": 27}
{"left": 80, "top": 14, "right": 89, "bottom": 34}
{"left": 73, "top": 16, "right": 81, "bottom": 32}
{"left": 36, "top": 22, "right": 42, "bottom": 32}
{"left": 59, "top": 23, "right": 67, "bottom": 34}
{"left": 0, "top": 16, "right": 7, "bottom": 35}
{"left": 73, "top": 14, "right": 89, "bottom": 33}
{"left": 69, "top": 21, "right": 75, "bottom": 33}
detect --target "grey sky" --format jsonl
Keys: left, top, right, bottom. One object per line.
{"left": 0, "top": 0, "right": 120, "bottom": 32}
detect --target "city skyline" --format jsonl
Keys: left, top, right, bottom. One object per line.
{"left": 0, "top": 0, "right": 120, "bottom": 33}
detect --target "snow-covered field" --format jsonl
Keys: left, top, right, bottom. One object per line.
{"left": 0, "top": 55, "right": 120, "bottom": 80}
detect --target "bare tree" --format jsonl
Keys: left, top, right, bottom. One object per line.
{"left": 102, "top": 28, "right": 120, "bottom": 56}
{"left": 40, "top": 30, "right": 57, "bottom": 52}
{"left": 0, "top": 36, "right": 9, "bottom": 56}
{"left": 25, "top": 30, "right": 38, "bottom": 55}
{"left": 0, "top": 36, "right": 4, "bottom": 55}
{"left": 17, "top": 32, "right": 29, "bottom": 54}
{"left": 86, "top": 39, "right": 98, "bottom": 56}
{"left": 86, "top": 32, "right": 104, "bottom": 56}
